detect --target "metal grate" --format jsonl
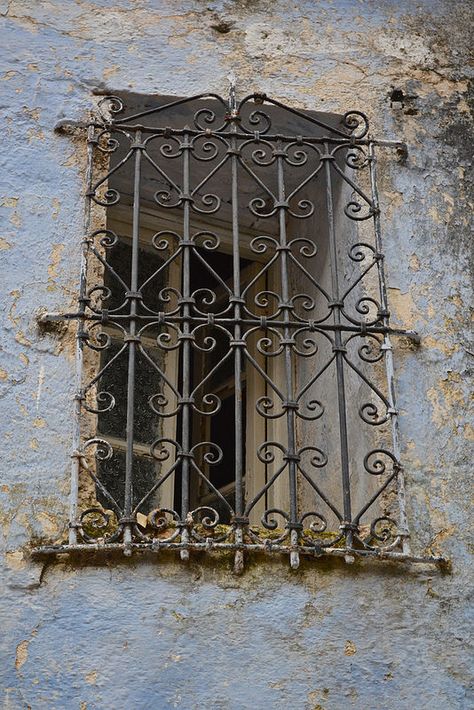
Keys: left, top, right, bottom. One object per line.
{"left": 36, "top": 86, "right": 445, "bottom": 570}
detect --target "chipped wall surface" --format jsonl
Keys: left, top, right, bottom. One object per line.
{"left": 0, "top": 1, "right": 472, "bottom": 708}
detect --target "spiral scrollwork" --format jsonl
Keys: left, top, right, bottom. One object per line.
{"left": 97, "top": 95, "right": 124, "bottom": 122}
{"left": 300, "top": 512, "right": 327, "bottom": 533}
{"left": 342, "top": 297, "right": 382, "bottom": 327}
{"left": 94, "top": 129, "right": 120, "bottom": 154}
{"left": 288, "top": 237, "right": 318, "bottom": 259}
{"left": 357, "top": 335, "right": 384, "bottom": 363}
{"left": 152, "top": 323, "right": 180, "bottom": 351}
{"left": 191, "top": 506, "right": 220, "bottom": 529}
{"left": 248, "top": 196, "right": 275, "bottom": 219}
{"left": 148, "top": 391, "right": 180, "bottom": 419}
{"left": 133, "top": 507, "right": 181, "bottom": 544}
{"left": 344, "top": 145, "right": 370, "bottom": 170}
{"left": 342, "top": 110, "right": 369, "bottom": 139}
{"left": 93, "top": 187, "right": 121, "bottom": 207}
{"left": 256, "top": 329, "right": 284, "bottom": 357}
{"left": 256, "top": 441, "right": 287, "bottom": 465}
{"left": 248, "top": 235, "right": 278, "bottom": 257}
{"left": 193, "top": 323, "right": 231, "bottom": 356}
{"left": 284, "top": 142, "right": 311, "bottom": 167}
{"left": 363, "top": 449, "right": 399, "bottom": 476}
{"left": 79, "top": 508, "right": 117, "bottom": 542}
{"left": 93, "top": 228, "right": 120, "bottom": 249}
{"left": 359, "top": 401, "right": 389, "bottom": 426}
{"left": 189, "top": 506, "right": 232, "bottom": 543}
{"left": 356, "top": 297, "right": 381, "bottom": 320}
{"left": 295, "top": 395, "right": 324, "bottom": 421}
{"left": 253, "top": 289, "right": 280, "bottom": 317}
{"left": 344, "top": 198, "right": 374, "bottom": 221}
{"left": 83, "top": 389, "right": 116, "bottom": 415}
{"left": 156, "top": 287, "right": 181, "bottom": 316}
{"left": 239, "top": 105, "right": 272, "bottom": 135}
{"left": 86, "top": 285, "right": 112, "bottom": 313}
{"left": 247, "top": 509, "right": 291, "bottom": 545}
{"left": 82, "top": 437, "right": 114, "bottom": 461}
{"left": 300, "top": 512, "right": 344, "bottom": 549}
{"left": 192, "top": 192, "right": 221, "bottom": 215}
{"left": 151, "top": 229, "right": 181, "bottom": 252}
{"left": 150, "top": 437, "right": 180, "bottom": 462}
{"left": 81, "top": 507, "right": 109, "bottom": 531}
{"left": 193, "top": 100, "right": 228, "bottom": 132}
{"left": 298, "top": 445, "right": 328, "bottom": 469}
{"left": 262, "top": 508, "right": 289, "bottom": 531}
{"left": 289, "top": 198, "right": 315, "bottom": 220}
{"left": 256, "top": 395, "right": 285, "bottom": 420}
{"left": 292, "top": 331, "right": 319, "bottom": 358}
{"left": 241, "top": 139, "right": 275, "bottom": 166}
{"left": 192, "top": 134, "right": 225, "bottom": 161}
{"left": 148, "top": 508, "right": 180, "bottom": 531}
{"left": 291, "top": 292, "right": 316, "bottom": 316}
{"left": 369, "top": 516, "right": 399, "bottom": 545}
{"left": 195, "top": 392, "right": 222, "bottom": 416}
{"left": 191, "top": 441, "right": 223, "bottom": 467}
{"left": 154, "top": 187, "right": 181, "bottom": 210}
{"left": 83, "top": 325, "right": 112, "bottom": 352}
{"left": 193, "top": 230, "right": 220, "bottom": 251}
{"left": 156, "top": 135, "right": 184, "bottom": 159}
{"left": 348, "top": 242, "right": 376, "bottom": 263}
{"left": 191, "top": 288, "right": 219, "bottom": 317}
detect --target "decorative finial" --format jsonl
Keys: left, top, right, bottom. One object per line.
{"left": 227, "top": 71, "right": 238, "bottom": 117}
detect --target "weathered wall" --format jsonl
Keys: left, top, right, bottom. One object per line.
{"left": 0, "top": 1, "right": 472, "bottom": 708}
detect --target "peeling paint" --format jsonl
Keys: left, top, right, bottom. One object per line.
{"left": 426, "top": 372, "right": 469, "bottom": 428}
{"left": 14, "top": 640, "right": 29, "bottom": 671}
{"left": 387, "top": 287, "right": 419, "bottom": 327}
{"left": 35, "top": 366, "right": 44, "bottom": 411}
{"left": 0, "top": 1, "right": 472, "bottom": 707}
{"left": 35, "top": 512, "right": 60, "bottom": 538}
{"left": 409, "top": 253, "right": 421, "bottom": 272}
{"left": 344, "top": 640, "right": 357, "bottom": 656}
{"left": 5, "top": 551, "right": 26, "bottom": 571}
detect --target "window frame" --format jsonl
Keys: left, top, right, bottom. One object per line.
{"left": 34, "top": 89, "right": 446, "bottom": 571}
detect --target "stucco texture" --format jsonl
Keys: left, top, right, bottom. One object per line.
{"left": 0, "top": 1, "right": 472, "bottom": 708}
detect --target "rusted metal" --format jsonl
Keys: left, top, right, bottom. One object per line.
{"left": 39, "top": 88, "right": 443, "bottom": 569}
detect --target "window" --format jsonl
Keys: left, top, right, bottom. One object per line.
{"left": 37, "top": 88, "right": 437, "bottom": 570}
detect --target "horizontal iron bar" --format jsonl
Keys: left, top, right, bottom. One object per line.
{"left": 37, "top": 311, "right": 421, "bottom": 342}
{"left": 33, "top": 541, "right": 446, "bottom": 567}
{"left": 111, "top": 124, "right": 407, "bottom": 150}
{"left": 54, "top": 120, "right": 407, "bottom": 151}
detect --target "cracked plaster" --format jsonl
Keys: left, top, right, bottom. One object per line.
{"left": 0, "top": 1, "right": 472, "bottom": 708}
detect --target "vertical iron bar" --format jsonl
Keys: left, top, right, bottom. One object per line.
{"left": 69, "top": 123, "right": 95, "bottom": 545}
{"left": 276, "top": 142, "right": 299, "bottom": 569}
{"left": 324, "top": 143, "right": 353, "bottom": 550}
{"left": 180, "top": 128, "right": 192, "bottom": 560}
{"left": 230, "top": 112, "right": 244, "bottom": 573}
{"left": 231, "top": 132, "right": 243, "bottom": 517}
{"left": 123, "top": 129, "right": 142, "bottom": 550}
{"left": 368, "top": 141, "right": 410, "bottom": 554}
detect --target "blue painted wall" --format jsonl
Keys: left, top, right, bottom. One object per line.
{"left": 1, "top": 1, "right": 472, "bottom": 708}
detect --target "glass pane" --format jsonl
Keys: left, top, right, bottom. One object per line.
{"left": 97, "top": 449, "right": 158, "bottom": 513}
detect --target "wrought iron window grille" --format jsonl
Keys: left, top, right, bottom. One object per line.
{"left": 36, "top": 83, "right": 446, "bottom": 571}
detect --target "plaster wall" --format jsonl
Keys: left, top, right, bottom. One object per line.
{"left": 0, "top": 1, "right": 472, "bottom": 708}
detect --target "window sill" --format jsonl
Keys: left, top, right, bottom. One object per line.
{"left": 33, "top": 537, "right": 448, "bottom": 573}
